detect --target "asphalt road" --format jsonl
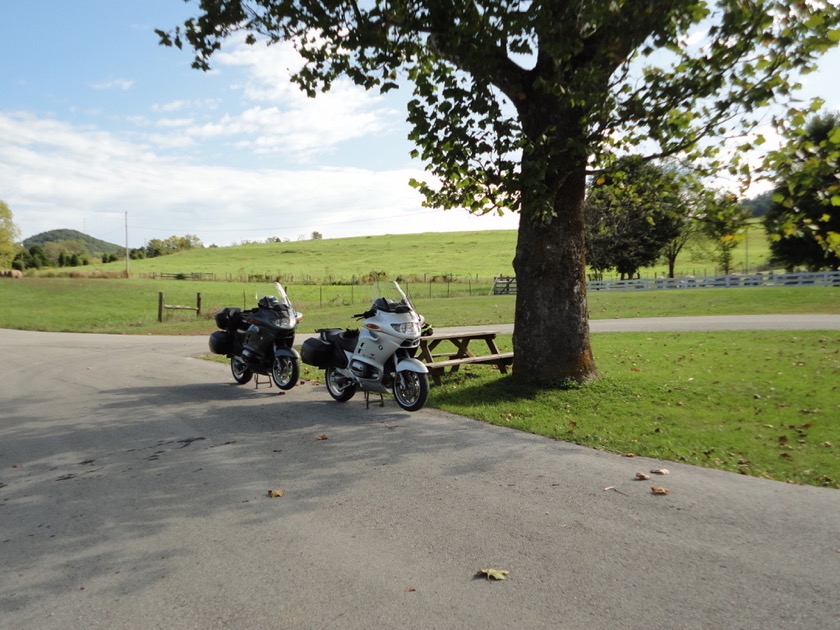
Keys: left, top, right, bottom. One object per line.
{"left": 1, "top": 321, "right": 839, "bottom": 629}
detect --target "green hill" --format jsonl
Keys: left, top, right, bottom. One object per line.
{"left": 79, "top": 230, "right": 521, "bottom": 282}
{"left": 23, "top": 229, "right": 123, "bottom": 256}
{"left": 28, "top": 223, "right": 772, "bottom": 282}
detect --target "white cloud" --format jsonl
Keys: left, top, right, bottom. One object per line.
{"left": 1, "top": 111, "right": 519, "bottom": 247}
{"left": 155, "top": 117, "right": 195, "bottom": 129}
{"left": 132, "top": 39, "right": 401, "bottom": 161}
{"left": 90, "top": 78, "right": 134, "bottom": 91}
{"left": 152, "top": 98, "right": 221, "bottom": 113}
{"left": 206, "top": 39, "right": 400, "bottom": 158}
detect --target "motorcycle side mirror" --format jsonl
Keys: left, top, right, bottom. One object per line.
{"left": 295, "top": 311, "right": 304, "bottom": 322}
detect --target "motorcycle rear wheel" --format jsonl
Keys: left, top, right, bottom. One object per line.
{"left": 271, "top": 356, "right": 299, "bottom": 390}
{"left": 325, "top": 366, "right": 356, "bottom": 402}
{"left": 392, "top": 370, "right": 429, "bottom": 412}
{"left": 230, "top": 356, "right": 253, "bottom": 384}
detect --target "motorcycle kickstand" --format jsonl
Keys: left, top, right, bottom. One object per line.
{"left": 254, "top": 374, "right": 273, "bottom": 389}
{"left": 364, "top": 390, "right": 384, "bottom": 409}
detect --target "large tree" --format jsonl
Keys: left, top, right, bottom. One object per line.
{"left": 159, "top": 1, "right": 840, "bottom": 386}
{"left": 585, "top": 157, "right": 683, "bottom": 280}
{"left": 763, "top": 111, "right": 840, "bottom": 270}
{"left": 0, "top": 200, "right": 21, "bottom": 269}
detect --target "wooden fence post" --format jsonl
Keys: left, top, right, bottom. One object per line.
{"left": 196, "top": 293, "right": 202, "bottom": 315}
{"left": 158, "top": 292, "right": 164, "bottom": 322}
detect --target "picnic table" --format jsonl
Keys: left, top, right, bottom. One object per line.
{"left": 418, "top": 330, "right": 514, "bottom": 385}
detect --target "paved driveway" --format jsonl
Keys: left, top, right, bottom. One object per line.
{"left": 1, "top": 326, "right": 838, "bottom": 629}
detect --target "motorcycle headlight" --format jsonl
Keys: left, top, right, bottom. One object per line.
{"left": 391, "top": 322, "right": 420, "bottom": 335}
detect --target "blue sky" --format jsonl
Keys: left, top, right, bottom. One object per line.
{"left": 2, "top": 2, "right": 838, "bottom": 249}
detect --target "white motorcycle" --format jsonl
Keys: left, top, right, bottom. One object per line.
{"left": 300, "top": 280, "right": 430, "bottom": 412}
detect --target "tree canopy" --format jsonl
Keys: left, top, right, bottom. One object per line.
{"left": 698, "top": 192, "right": 752, "bottom": 274}
{"left": 145, "top": 234, "right": 203, "bottom": 258}
{"left": 584, "top": 157, "right": 684, "bottom": 279}
{"left": 0, "top": 200, "right": 21, "bottom": 269}
{"left": 764, "top": 111, "right": 840, "bottom": 270}
{"left": 160, "top": 1, "right": 840, "bottom": 386}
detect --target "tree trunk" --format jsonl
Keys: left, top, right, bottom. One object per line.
{"left": 512, "top": 165, "right": 598, "bottom": 386}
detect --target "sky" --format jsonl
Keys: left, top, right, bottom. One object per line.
{"left": 2, "top": 2, "right": 839, "bottom": 250}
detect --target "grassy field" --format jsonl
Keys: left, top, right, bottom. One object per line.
{"left": 30, "top": 223, "right": 774, "bottom": 282}
{"left": 4, "top": 228, "right": 838, "bottom": 489}
{"left": 0, "top": 278, "right": 838, "bottom": 334}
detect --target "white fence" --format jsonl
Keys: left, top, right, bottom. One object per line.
{"left": 493, "top": 271, "right": 840, "bottom": 294}
{"left": 587, "top": 270, "right": 840, "bottom": 292}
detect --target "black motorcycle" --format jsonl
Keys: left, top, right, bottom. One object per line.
{"left": 209, "top": 282, "right": 302, "bottom": 390}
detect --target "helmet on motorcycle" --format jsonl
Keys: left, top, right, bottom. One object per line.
{"left": 258, "top": 296, "right": 283, "bottom": 310}
{"left": 372, "top": 297, "right": 410, "bottom": 314}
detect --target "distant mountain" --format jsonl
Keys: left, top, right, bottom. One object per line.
{"left": 23, "top": 229, "right": 123, "bottom": 256}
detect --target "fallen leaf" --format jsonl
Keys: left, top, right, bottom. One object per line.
{"left": 650, "top": 486, "right": 672, "bottom": 495}
{"left": 316, "top": 433, "right": 329, "bottom": 440}
{"left": 650, "top": 468, "right": 670, "bottom": 475}
{"left": 623, "top": 453, "right": 636, "bottom": 458}
{"left": 635, "top": 472, "right": 651, "bottom": 480}
{"left": 477, "top": 568, "right": 510, "bottom": 581}
{"left": 405, "top": 587, "right": 417, "bottom": 593}
{"left": 267, "top": 489, "right": 285, "bottom": 498}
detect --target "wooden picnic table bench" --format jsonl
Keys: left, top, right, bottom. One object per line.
{"left": 418, "top": 330, "right": 514, "bottom": 385}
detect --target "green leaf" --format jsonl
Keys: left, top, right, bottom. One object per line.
{"left": 805, "top": 14, "right": 824, "bottom": 30}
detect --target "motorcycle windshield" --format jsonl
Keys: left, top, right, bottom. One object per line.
{"left": 274, "top": 282, "right": 292, "bottom": 308}
{"left": 370, "top": 280, "right": 415, "bottom": 314}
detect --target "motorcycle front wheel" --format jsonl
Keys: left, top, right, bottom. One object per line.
{"left": 325, "top": 366, "right": 356, "bottom": 402}
{"left": 230, "top": 356, "right": 253, "bottom": 384}
{"left": 392, "top": 370, "right": 429, "bottom": 412}
{"left": 271, "top": 356, "right": 299, "bottom": 390}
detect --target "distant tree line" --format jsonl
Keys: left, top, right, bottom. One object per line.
{"left": 10, "top": 233, "right": 204, "bottom": 270}
{"left": 14, "top": 241, "right": 91, "bottom": 270}
{"left": 131, "top": 234, "right": 203, "bottom": 259}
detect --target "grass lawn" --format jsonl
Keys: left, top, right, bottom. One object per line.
{"left": 421, "top": 331, "right": 840, "bottom": 489}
